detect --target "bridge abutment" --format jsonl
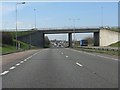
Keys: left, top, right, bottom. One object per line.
{"left": 42, "top": 33, "right": 45, "bottom": 48}
{"left": 99, "top": 29, "right": 119, "bottom": 46}
{"left": 18, "top": 31, "right": 45, "bottom": 48}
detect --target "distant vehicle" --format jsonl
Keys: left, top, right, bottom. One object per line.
{"left": 80, "top": 40, "right": 88, "bottom": 46}
{"left": 59, "top": 44, "right": 62, "bottom": 47}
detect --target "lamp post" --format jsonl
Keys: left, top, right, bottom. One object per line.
{"left": 34, "top": 8, "right": 36, "bottom": 29}
{"left": 15, "top": 2, "right": 25, "bottom": 50}
{"left": 29, "top": 30, "right": 31, "bottom": 49}
{"left": 69, "top": 18, "right": 80, "bottom": 47}
{"left": 101, "top": 6, "right": 103, "bottom": 28}
{"left": 29, "top": 24, "right": 33, "bottom": 49}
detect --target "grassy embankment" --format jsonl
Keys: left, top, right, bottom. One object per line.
{"left": 1, "top": 30, "right": 37, "bottom": 55}
{"left": 0, "top": 47, "right": 2, "bottom": 55}
{"left": 8, "top": 30, "right": 34, "bottom": 37}
{"left": 2, "top": 40, "right": 35, "bottom": 54}
{"left": 109, "top": 28, "right": 120, "bottom": 32}
{"left": 109, "top": 41, "right": 120, "bottom": 47}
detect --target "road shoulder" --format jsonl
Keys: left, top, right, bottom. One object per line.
{"left": 67, "top": 48, "right": 118, "bottom": 61}
{"left": 2, "top": 49, "right": 41, "bottom": 65}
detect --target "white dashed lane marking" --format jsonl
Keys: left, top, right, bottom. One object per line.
{"left": 76, "top": 62, "right": 83, "bottom": 67}
{"left": 20, "top": 61, "right": 24, "bottom": 63}
{"left": 16, "top": 63, "right": 20, "bottom": 66}
{"left": 0, "top": 71, "right": 9, "bottom": 76}
{"left": 66, "top": 56, "right": 68, "bottom": 58}
{"left": 26, "top": 56, "right": 33, "bottom": 60}
{"left": 9, "top": 66, "right": 16, "bottom": 70}
{"left": 24, "top": 59, "right": 27, "bottom": 62}
{"left": 0, "top": 50, "right": 43, "bottom": 76}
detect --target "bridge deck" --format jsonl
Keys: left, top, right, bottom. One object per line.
{"left": 38, "top": 28, "right": 100, "bottom": 34}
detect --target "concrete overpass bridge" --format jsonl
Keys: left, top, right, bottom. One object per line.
{"left": 17, "top": 27, "right": 119, "bottom": 47}
{"left": 38, "top": 28, "right": 100, "bottom": 47}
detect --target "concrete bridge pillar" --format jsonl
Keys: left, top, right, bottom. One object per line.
{"left": 41, "top": 33, "right": 45, "bottom": 48}
{"left": 68, "top": 33, "right": 72, "bottom": 47}
{"left": 94, "top": 32, "right": 99, "bottom": 46}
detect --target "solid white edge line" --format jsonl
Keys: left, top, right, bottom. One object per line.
{"left": 67, "top": 48, "right": 118, "bottom": 61}
{"left": 76, "top": 62, "right": 83, "bottom": 67}
{"left": 97, "top": 55, "right": 118, "bottom": 61}
{"left": 0, "top": 71, "right": 9, "bottom": 76}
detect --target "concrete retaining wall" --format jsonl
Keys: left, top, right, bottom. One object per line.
{"left": 17, "top": 31, "right": 44, "bottom": 47}
{"left": 100, "top": 29, "right": 120, "bottom": 46}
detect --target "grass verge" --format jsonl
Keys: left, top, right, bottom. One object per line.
{"left": 2, "top": 40, "right": 36, "bottom": 55}
{"left": 109, "top": 41, "right": 120, "bottom": 47}
{"left": 2, "top": 45, "right": 16, "bottom": 54}
{"left": 73, "top": 47, "right": 119, "bottom": 56}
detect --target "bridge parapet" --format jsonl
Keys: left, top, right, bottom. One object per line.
{"left": 37, "top": 27, "right": 100, "bottom": 30}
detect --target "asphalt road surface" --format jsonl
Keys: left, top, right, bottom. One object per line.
{"left": 2, "top": 48, "right": 118, "bottom": 88}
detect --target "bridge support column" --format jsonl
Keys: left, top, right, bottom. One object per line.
{"left": 94, "top": 32, "right": 99, "bottom": 46}
{"left": 68, "top": 33, "right": 72, "bottom": 47}
{"left": 42, "top": 33, "right": 45, "bottom": 48}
